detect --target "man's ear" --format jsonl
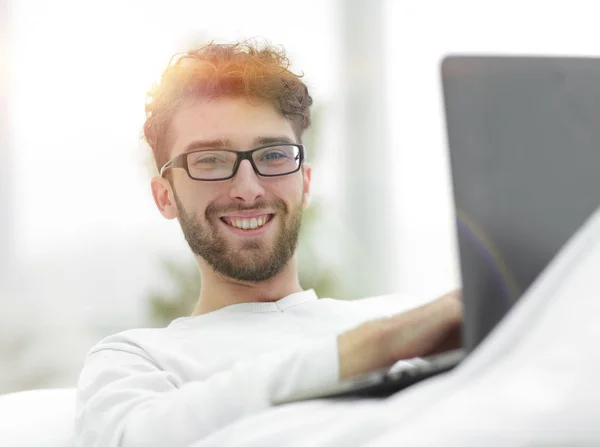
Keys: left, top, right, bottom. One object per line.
{"left": 302, "top": 163, "right": 312, "bottom": 208}
{"left": 151, "top": 176, "right": 179, "bottom": 219}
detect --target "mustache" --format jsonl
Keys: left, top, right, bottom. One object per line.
{"left": 205, "top": 200, "right": 287, "bottom": 218}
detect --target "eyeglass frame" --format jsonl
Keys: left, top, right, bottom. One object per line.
{"left": 159, "top": 143, "right": 305, "bottom": 181}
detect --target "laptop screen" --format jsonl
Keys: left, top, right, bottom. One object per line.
{"left": 441, "top": 56, "right": 600, "bottom": 351}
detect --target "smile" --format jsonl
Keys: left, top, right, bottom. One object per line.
{"left": 220, "top": 214, "right": 274, "bottom": 231}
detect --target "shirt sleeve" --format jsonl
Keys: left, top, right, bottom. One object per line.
{"left": 74, "top": 335, "right": 340, "bottom": 447}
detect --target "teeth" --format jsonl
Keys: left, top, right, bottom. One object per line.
{"left": 227, "top": 216, "right": 269, "bottom": 230}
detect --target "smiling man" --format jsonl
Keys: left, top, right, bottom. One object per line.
{"left": 75, "top": 41, "right": 462, "bottom": 447}
{"left": 153, "top": 94, "right": 310, "bottom": 314}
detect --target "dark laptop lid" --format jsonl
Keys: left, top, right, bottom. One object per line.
{"left": 441, "top": 56, "right": 600, "bottom": 352}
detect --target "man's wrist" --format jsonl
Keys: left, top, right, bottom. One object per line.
{"left": 338, "top": 320, "right": 390, "bottom": 381}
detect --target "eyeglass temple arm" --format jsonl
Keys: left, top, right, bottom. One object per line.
{"left": 160, "top": 159, "right": 174, "bottom": 177}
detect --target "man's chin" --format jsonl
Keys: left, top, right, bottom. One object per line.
{"left": 220, "top": 227, "right": 275, "bottom": 251}
{"left": 239, "top": 240, "right": 263, "bottom": 250}
{"left": 218, "top": 260, "right": 280, "bottom": 282}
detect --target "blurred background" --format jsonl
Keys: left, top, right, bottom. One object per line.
{"left": 1, "top": 0, "right": 597, "bottom": 393}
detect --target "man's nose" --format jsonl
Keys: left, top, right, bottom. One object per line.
{"left": 228, "top": 159, "right": 265, "bottom": 203}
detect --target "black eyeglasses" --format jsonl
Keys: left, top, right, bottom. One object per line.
{"left": 160, "top": 143, "right": 305, "bottom": 181}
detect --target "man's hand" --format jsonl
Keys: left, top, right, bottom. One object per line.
{"left": 338, "top": 290, "right": 463, "bottom": 380}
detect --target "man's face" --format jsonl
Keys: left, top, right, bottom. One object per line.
{"left": 153, "top": 96, "right": 311, "bottom": 282}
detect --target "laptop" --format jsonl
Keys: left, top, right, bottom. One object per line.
{"left": 274, "top": 56, "right": 600, "bottom": 404}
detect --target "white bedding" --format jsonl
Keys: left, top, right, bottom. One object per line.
{"left": 193, "top": 207, "right": 600, "bottom": 447}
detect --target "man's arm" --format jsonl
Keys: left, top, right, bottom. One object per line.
{"left": 75, "top": 291, "right": 462, "bottom": 447}
{"left": 75, "top": 336, "right": 339, "bottom": 447}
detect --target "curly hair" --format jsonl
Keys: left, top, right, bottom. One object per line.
{"left": 144, "top": 40, "right": 313, "bottom": 170}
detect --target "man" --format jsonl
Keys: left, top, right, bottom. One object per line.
{"left": 75, "top": 41, "right": 462, "bottom": 446}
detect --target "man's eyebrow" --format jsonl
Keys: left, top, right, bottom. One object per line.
{"left": 253, "top": 136, "right": 296, "bottom": 146}
{"left": 183, "top": 139, "right": 231, "bottom": 152}
{"left": 182, "top": 136, "right": 297, "bottom": 153}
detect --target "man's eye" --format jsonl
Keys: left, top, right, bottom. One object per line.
{"left": 261, "top": 151, "right": 287, "bottom": 161}
{"left": 190, "top": 155, "right": 226, "bottom": 165}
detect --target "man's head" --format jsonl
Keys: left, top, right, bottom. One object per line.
{"left": 145, "top": 41, "right": 313, "bottom": 282}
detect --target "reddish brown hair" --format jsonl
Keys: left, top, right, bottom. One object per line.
{"left": 144, "top": 40, "right": 313, "bottom": 169}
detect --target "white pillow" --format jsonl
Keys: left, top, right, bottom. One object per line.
{"left": 0, "top": 388, "right": 75, "bottom": 447}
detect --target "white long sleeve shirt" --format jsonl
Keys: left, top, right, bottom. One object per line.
{"left": 75, "top": 290, "right": 426, "bottom": 447}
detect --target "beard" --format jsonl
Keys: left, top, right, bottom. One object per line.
{"left": 173, "top": 192, "right": 303, "bottom": 282}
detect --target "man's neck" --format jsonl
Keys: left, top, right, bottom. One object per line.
{"left": 191, "top": 257, "right": 303, "bottom": 316}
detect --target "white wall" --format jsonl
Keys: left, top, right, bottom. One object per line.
{"left": 0, "top": 0, "right": 14, "bottom": 284}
